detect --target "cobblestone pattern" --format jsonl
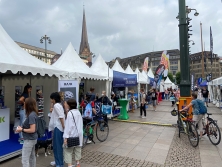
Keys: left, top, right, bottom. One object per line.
{"left": 164, "top": 129, "right": 202, "bottom": 167}
{"left": 81, "top": 149, "right": 164, "bottom": 167}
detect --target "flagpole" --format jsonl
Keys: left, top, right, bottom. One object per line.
{"left": 200, "top": 22, "right": 204, "bottom": 78}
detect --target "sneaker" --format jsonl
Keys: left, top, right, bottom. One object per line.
{"left": 142, "top": 116, "right": 146, "bottom": 118}
{"left": 50, "top": 161, "right": 56, "bottom": 166}
{"left": 87, "top": 140, "right": 92, "bottom": 144}
{"left": 207, "top": 105, "right": 209, "bottom": 107}
{"left": 20, "top": 140, "right": 24, "bottom": 144}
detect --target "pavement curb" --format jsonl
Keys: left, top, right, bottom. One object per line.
{"left": 112, "top": 118, "right": 174, "bottom": 127}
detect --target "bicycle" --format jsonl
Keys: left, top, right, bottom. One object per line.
{"left": 82, "top": 114, "right": 109, "bottom": 147}
{"left": 171, "top": 108, "right": 199, "bottom": 147}
{"left": 202, "top": 113, "right": 221, "bottom": 145}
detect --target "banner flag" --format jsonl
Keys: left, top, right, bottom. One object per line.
{"left": 154, "top": 64, "right": 165, "bottom": 88}
{"left": 198, "top": 77, "right": 202, "bottom": 86}
{"left": 143, "top": 57, "right": 149, "bottom": 72}
{"left": 191, "top": 74, "right": 194, "bottom": 91}
{"left": 210, "top": 26, "right": 213, "bottom": 65}
{"left": 160, "top": 51, "right": 170, "bottom": 77}
{"left": 113, "top": 71, "right": 137, "bottom": 87}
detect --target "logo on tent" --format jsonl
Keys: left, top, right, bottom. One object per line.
{"left": 64, "top": 83, "right": 72, "bottom": 86}
{"left": 0, "top": 117, "right": 5, "bottom": 123}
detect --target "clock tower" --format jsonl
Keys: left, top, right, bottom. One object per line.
{"left": 79, "top": 8, "right": 92, "bottom": 67}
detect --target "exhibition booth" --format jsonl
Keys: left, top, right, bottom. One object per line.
{"left": 0, "top": 24, "right": 68, "bottom": 161}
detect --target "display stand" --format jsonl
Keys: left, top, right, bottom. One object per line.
{"left": 118, "top": 99, "right": 129, "bottom": 120}
{"left": 178, "top": 97, "right": 192, "bottom": 120}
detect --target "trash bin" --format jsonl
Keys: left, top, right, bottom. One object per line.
{"left": 118, "top": 99, "right": 129, "bottom": 120}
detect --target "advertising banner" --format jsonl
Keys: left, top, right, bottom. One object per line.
{"left": 143, "top": 57, "right": 149, "bottom": 72}
{"left": 0, "top": 108, "right": 9, "bottom": 142}
{"left": 58, "top": 80, "right": 79, "bottom": 103}
{"left": 191, "top": 74, "right": 194, "bottom": 91}
{"left": 154, "top": 64, "right": 165, "bottom": 88}
{"left": 113, "top": 71, "right": 137, "bottom": 87}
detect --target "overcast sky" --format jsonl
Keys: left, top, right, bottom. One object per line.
{"left": 0, "top": 0, "right": 221, "bottom": 61}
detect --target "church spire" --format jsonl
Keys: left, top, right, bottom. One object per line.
{"left": 79, "top": 7, "right": 92, "bottom": 66}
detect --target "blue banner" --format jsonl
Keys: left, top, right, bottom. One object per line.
{"left": 113, "top": 71, "right": 137, "bottom": 87}
{"left": 198, "top": 77, "right": 202, "bottom": 85}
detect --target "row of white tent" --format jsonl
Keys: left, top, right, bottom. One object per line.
{"left": 0, "top": 23, "right": 154, "bottom": 84}
{"left": 0, "top": 23, "right": 176, "bottom": 93}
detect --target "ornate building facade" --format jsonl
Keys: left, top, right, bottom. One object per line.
{"left": 190, "top": 51, "right": 221, "bottom": 80}
{"left": 108, "top": 49, "right": 180, "bottom": 76}
{"left": 16, "top": 41, "right": 57, "bottom": 65}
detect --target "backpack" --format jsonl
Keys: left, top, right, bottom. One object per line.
{"left": 36, "top": 117, "right": 46, "bottom": 138}
{"left": 83, "top": 103, "right": 93, "bottom": 118}
{"left": 196, "top": 99, "right": 207, "bottom": 114}
{"left": 145, "top": 94, "right": 150, "bottom": 102}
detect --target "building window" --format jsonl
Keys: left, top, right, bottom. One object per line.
{"left": 170, "top": 66, "right": 178, "bottom": 70}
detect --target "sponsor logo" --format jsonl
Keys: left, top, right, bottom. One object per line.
{"left": 64, "top": 83, "right": 72, "bottom": 86}
{"left": 0, "top": 117, "right": 5, "bottom": 123}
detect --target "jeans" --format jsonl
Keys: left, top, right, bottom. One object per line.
{"left": 22, "top": 139, "right": 37, "bottom": 167}
{"left": 19, "top": 109, "right": 26, "bottom": 139}
{"left": 140, "top": 104, "right": 146, "bottom": 116}
{"left": 53, "top": 127, "right": 64, "bottom": 167}
{"left": 165, "top": 94, "right": 168, "bottom": 100}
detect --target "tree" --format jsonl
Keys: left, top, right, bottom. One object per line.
{"left": 176, "top": 71, "right": 181, "bottom": 84}
{"left": 167, "top": 72, "right": 174, "bottom": 82}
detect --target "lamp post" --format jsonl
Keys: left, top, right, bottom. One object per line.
{"left": 177, "top": 0, "right": 198, "bottom": 96}
{"left": 40, "top": 35, "right": 51, "bottom": 59}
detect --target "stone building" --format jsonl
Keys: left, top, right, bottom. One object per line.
{"left": 108, "top": 49, "right": 180, "bottom": 76}
{"left": 16, "top": 41, "right": 56, "bottom": 65}
{"left": 190, "top": 51, "right": 221, "bottom": 80}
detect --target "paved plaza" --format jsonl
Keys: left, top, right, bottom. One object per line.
{"left": 1, "top": 100, "right": 222, "bottom": 167}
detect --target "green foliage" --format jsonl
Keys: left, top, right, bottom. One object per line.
{"left": 168, "top": 72, "right": 174, "bottom": 82}
{"left": 176, "top": 72, "right": 181, "bottom": 84}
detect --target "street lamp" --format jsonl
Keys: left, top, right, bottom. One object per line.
{"left": 40, "top": 35, "right": 51, "bottom": 58}
{"left": 189, "top": 40, "right": 195, "bottom": 45}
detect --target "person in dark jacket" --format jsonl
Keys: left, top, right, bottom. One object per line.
{"left": 97, "top": 91, "right": 112, "bottom": 124}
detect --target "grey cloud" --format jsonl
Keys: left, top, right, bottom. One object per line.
{"left": 0, "top": 0, "right": 221, "bottom": 62}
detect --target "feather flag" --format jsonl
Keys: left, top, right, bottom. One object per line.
{"left": 142, "top": 57, "right": 149, "bottom": 72}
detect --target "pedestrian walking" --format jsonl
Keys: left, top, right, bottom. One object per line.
{"left": 202, "top": 87, "right": 209, "bottom": 107}
{"left": 18, "top": 83, "right": 32, "bottom": 144}
{"left": 165, "top": 88, "right": 169, "bottom": 100}
{"left": 151, "top": 88, "right": 158, "bottom": 111}
{"left": 63, "top": 99, "right": 83, "bottom": 167}
{"left": 16, "top": 97, "right": 38, "bottom": 167}
{"left": 48, "top": 92, "right": 65, "bottom": 167}
{"left": 170, "top": 90, "right": 176, "bottom": 107}
{"left": 139, "top": 88, "right": 146, "bottom": 118}
{"left": 197, "top": 88, "right": 202, "bottom": 100}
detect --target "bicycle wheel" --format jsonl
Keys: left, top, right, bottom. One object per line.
{"left": 208, "top": 121, "right": 221, "bottom": 145}
{"left": 187, "top": 122, "right": 199, "bottom": 147}
{"left": 96, "top": 120, "right": 109, "bottom": 142}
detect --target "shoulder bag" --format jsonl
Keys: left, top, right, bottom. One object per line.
{"left": 67, "top": 111, "right": 80, "bottom": 147}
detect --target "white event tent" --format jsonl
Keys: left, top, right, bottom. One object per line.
{"left": 90, "top": 54, "right": 113, "bottom": 97}
{"left": 125, "top": 65, "right": 134, "bottom": 74}
{"left": 0, "top": 24, "right": 68, "bottom": 123}
{"left": 112, "top": 60, "right": 125, "bottom": 73}
{"left": 52, "top": 43, "right": 105, "bottom": 80}
{"left": 164, "top": 77, "right": 173, "bottom": 87}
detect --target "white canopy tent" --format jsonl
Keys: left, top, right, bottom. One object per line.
{"left": 125, "top": 65, "right": 135, "bottom": 74}
{"left": 135, "top": 68, "right": 147, "bottom": 84}
{"left": 91, "top": 54, "right": 113, "bottom": 80}
{"left": 52, "top": 43, "right": 105, "bottom": 80}
{"left": 0, "top": 24, "right": 68, "bottom": 77}
{"left": 164, "top": 77, "right": 173, "bottom": 88}
{"left": 112, "top": 60, "right": 125, "bottom": 73}
{"left": 0, "top": 24, "right": 68, "bottom": 124}
{"left": 90, "top": 54, "right": 113, "bottom": 97}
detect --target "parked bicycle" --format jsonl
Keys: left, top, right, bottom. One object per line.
{"left": 171, "top": 108, "right": 199, "bottom": 147}
{"left": 202, "top": 113, "right": 221, "bottom": 145}
{"left": 82, "top": 114, "right": 109, "bottom": 147}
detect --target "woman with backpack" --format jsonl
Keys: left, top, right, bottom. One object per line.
{"left": 179, "top": 93, "right": 205, "bottom": 140}
{"left": 16, "top": 97, "right": 38, "bottom": 167}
